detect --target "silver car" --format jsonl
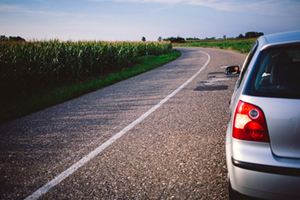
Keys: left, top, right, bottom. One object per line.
{"left": 225, "top": 31, "right": 300, "bottom": 200}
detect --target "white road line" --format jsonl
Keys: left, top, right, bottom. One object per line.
{"left": 25, "top": 51, "right": 211, "bottom": 200}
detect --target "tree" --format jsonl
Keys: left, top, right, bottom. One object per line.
{"left": 141, "top": 36, "right": 146, "bottom": 42}
{"left": 163, "top": 36, "right": 185, "bottom": 43}
{"left": 237, "top": 34, "right": 244, "bottom": 39}
{"left": 186, "top": 37, "right": 200, "bottom": 41}
{"left": 257, "top": 32, "right": 264, "bottom": 37}
{"left": 158, "top": 36, "right": 162, "bottom": 42}
{"left": 1, "top": 35, "right": 26, "bottom": 42}
{"left": 245, "top": 31, "right": 264, "bottom": 38}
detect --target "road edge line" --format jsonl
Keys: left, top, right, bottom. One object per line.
{"left": 25, "top": 51, "right": 210, "bottom": 200}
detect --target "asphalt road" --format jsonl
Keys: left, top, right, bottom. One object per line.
{"left": 0, "top": 47, "right": 246, "bottom": 200}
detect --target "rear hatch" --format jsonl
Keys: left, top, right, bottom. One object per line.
{"left": 242, "top": 96, "right": 300, "bottom": 159}
{"left": 242, "top": 43, "right": 300, "bottom": 159}
{"left": 263, "top": 98, "right": 300, "bottom": 159}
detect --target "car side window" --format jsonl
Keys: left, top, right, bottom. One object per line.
{"left": 237, "top": 41, "right": 258, "bottom": 88}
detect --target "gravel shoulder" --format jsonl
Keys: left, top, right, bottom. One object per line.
{"left": 0, "top": 47, "right": 246, "bottom": 199}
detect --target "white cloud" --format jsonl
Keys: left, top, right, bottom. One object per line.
{"left": 89, "top": 0, "right": 182, "bottom": 3}
{"left": 0, "top": 4, "right": 25, "bottom": 12}
{"left": 88, "top": 0, "right": 300, "bottom": 16}
{"left": 0, "top": 3, "right": 70, "bottom": 17}
{"left": 187, "top": 0, "right": 300, "bottom": 16}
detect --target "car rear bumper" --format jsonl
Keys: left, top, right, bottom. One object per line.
{"left": 232, "top": 157, "right": 300, "bottom": 177}
{"left": 230, "top": 161, "right": 300, "bottom": 200}
{"left": 227, "top": 139, "right": 300, "bottom": 199}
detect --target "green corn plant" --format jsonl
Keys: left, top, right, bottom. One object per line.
{"left": 0, "top": 40, "right": 173, "bottom": 105}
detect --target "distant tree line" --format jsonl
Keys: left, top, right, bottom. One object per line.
{"left": 163, "top": 36, "right": 186, "bottom": 43}
{"left": 159, "top": 31, "right": 264, "bottom": 43}
{"left": 1, "top": 35, "right": 26, "bottom": 42}
{"left": 237, "top": 31, "right": 264, "bottom": 39}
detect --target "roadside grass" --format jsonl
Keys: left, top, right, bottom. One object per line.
{"left": 173, "top": 38, "right": 256, "bottom": 54}
{"left": 0, "top": 50, "right": 181, "bottom": 125}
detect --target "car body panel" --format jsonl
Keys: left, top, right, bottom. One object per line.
{"left": 226, "top": 31, "right": 300, "bottom": 199}
{"left": 240, "top": 95, "right": 300, "bottom": 159}
{"left": 262, "top": 31, "right": 300, "bottom": 50}
{"left": 231, "top": 166, "right": 300, "bottom": 200}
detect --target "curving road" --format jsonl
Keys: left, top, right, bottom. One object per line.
{"left": 0, "top": 48, "right": 246, "bottom": 199}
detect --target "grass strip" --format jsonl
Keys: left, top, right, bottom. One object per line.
{"left": 173, "top": 38, "right": 256, "bottom": 54}
{"left": 0, "top": 50, "right": 181, "bottom": 125}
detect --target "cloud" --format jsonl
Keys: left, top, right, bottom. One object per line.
{"left": 88, "top": 0, "right": 300, "bottom": 16}
{"left": 0, "top": 3, "right": 70, "bottom": 17}
{"left": 186, "top": 0, "right": 300, "bottom": 16}
{"left": 89, "top": 0, "right": 182, "bottom": 3}
{"left": 0, "top": 4, "right": 25, "bottom": 12}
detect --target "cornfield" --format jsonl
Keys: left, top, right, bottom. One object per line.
{"left": 0, "top": 40, "right": 172, "bottom": 104}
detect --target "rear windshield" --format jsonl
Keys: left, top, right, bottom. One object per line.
{"left": 246, "top": 44, "right": 300, "bottom": 98}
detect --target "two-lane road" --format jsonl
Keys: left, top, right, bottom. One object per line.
{"left": 0, "top": 48, "right": 246, "bottom": 199}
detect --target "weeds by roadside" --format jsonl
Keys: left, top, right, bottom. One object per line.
{"left": 0, "top": 50, "right": 181, "bottom": 124}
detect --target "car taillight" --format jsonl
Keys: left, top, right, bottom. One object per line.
{"left": 233, "top": 100, "right": 269, "bottom": 142}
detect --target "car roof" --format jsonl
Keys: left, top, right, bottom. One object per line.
{"left": 258, "top": 30, "right": 300, "bottom": 50}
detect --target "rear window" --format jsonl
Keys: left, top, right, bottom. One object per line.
{"left": 246, "top": 44, "right": 300, "bottom": 98}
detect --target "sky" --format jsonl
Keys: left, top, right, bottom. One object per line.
{"left": 1, "top": 0, "right": 300, "bottom": 41}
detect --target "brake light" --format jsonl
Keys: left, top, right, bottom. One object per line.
{"left": 233, "top": 101, "right": 269, "bottom": 142}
